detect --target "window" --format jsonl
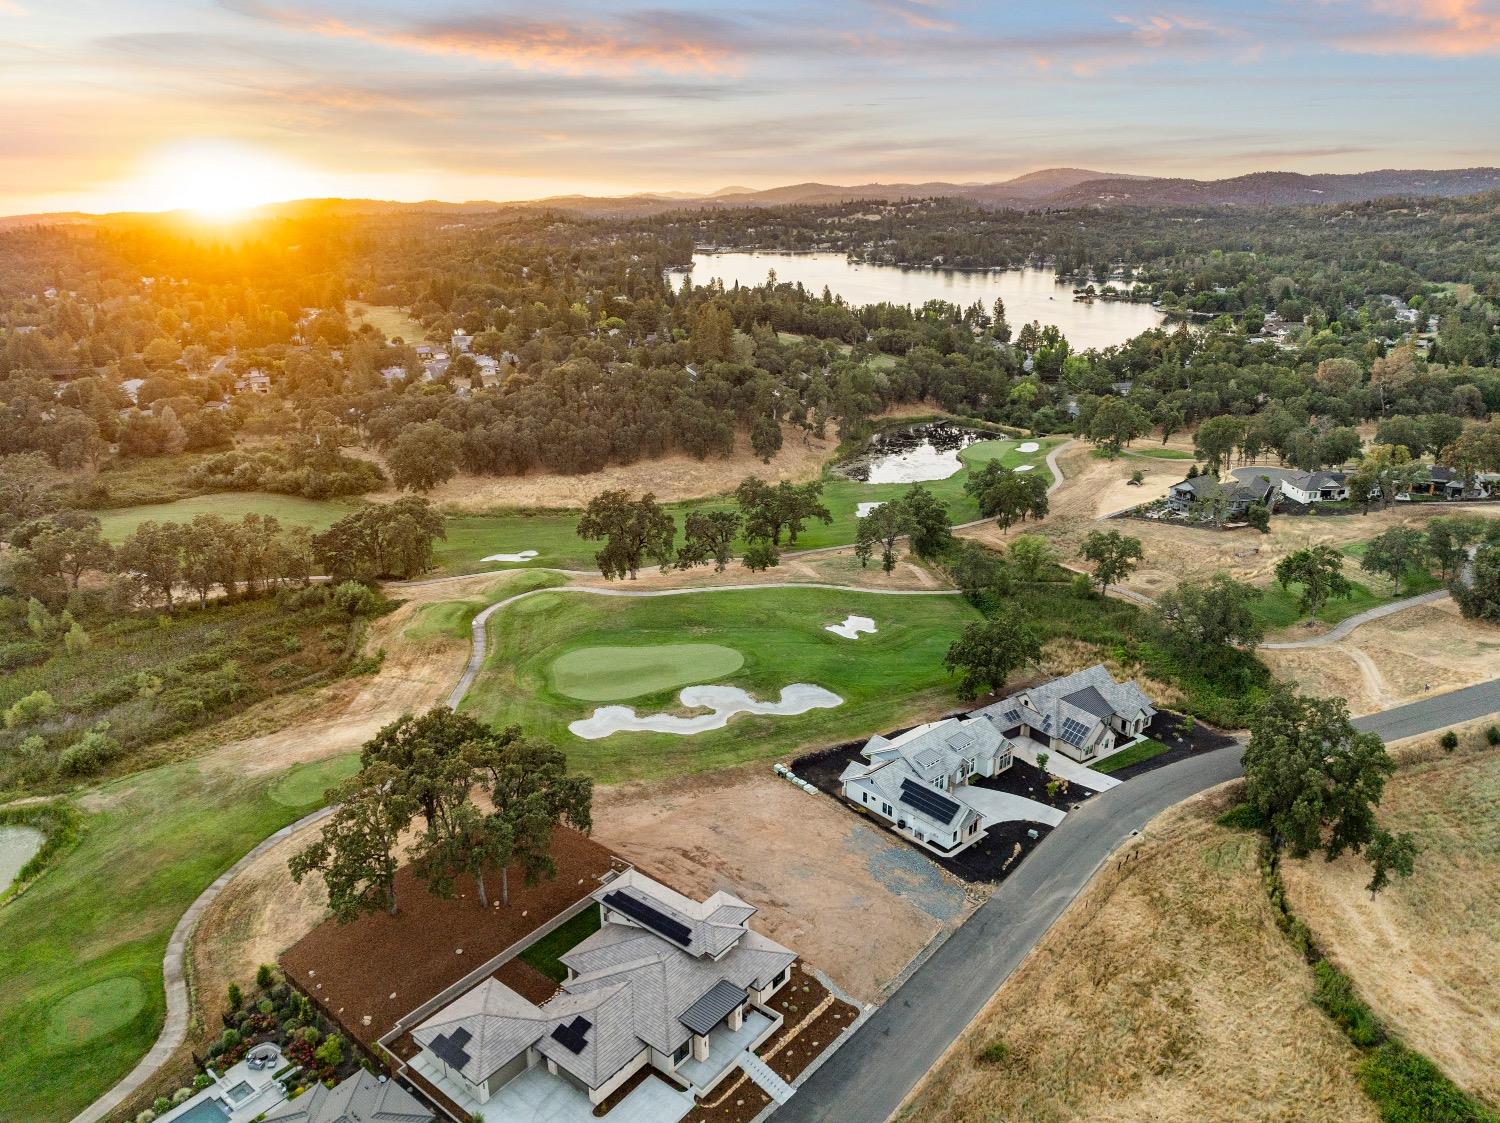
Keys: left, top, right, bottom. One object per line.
{"left": 861, "top": 792, "right": 868, "bottom": 804}
{"left": 672, "top": 1040, "right": 691, "bottom": 1066}
{"left": 952, "top": 831, "right": 958, "bottom": 842}
{"left": 881, "top": 802, "right": 892, "bottom": 816}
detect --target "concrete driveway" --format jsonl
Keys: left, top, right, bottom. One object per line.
{"left": 960, "top": 786, "right": 1065, "bottom": 827}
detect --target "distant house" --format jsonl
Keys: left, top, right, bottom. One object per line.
{"left": 119, "top": 378, "right": 145, "bottom": 404}
{"left": 1403, "top": 465, "right": 1495, "bottom": 500}
{"left": 234, "top": 370, "right": 271, "bottom": 395}
{"left": 838, "top": 716, "right": 1013, "bottom": 856}
{"left": 1280, "top": 471, "right": 1350, "bottom": 505}
{"left": 978, "top": 665, "right": 1155, "bottom": 765}
{"left": 408, "top": 870, "right": 796, "bottom": 1115}
{"left": 451, "top": 329, "right": 472, "bottom": 353}
{"left": 261, "top": 1071, "right": 432, "bottom": 1123}
{"left": 1167, "top": 474, "right": 1274, "bottom": 517}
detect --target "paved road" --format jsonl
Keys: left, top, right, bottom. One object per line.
{"left": 777, "top": 680, "right": 1500, "bottom": 1123}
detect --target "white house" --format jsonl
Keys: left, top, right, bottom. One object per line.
{"left": 408, "top": 871, "right": 795, "bottom": 1117}
{"left": 838, "top": 716, "right": 1013, "bottom": 855}
{"left": 978, "top": 665, "right": 1155, "bottom": 765}
{"left": 1280, "top": 471, "right": 1349, "bottom": 504}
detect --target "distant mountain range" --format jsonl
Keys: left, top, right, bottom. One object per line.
{"left": 6, "top": 167, "right": 1500, "bottom": 227}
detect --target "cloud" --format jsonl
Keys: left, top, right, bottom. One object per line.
{"left": 225, "top": 2, "right": 746, "bottom": 75}
{"left": 861, "top": 0, "right": 957, "bottom": 32}
{"left": 0, "top": 0, "right": 29, "bottom": 14}
{"left": 1333, "top": 0, "right": 1500, "bottom": 56}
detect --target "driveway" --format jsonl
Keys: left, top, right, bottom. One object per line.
{"left": 478, "top": 1066, "right": 691, "bottom": 1123}
{"left": 960, "top": 786, "right": 1064, "bottom": 827}
{"left": 1006, "top": 737, "right": 1121, "bottom": 791}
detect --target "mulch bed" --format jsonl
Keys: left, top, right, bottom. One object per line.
{"left": 792, "top": 739, "right": 1059, "bottom": 884}
{"left": 969, "top": 757, "right": 1097, "bottom": 808}
{"left": 1100, "top": 709, "right": 1240, "bottom": 782}
{"left": 683, "top": 966, "right": 858, "bottom": 1123}
{"left": 280, "top": 826, "right": 619, "bottom": 1051}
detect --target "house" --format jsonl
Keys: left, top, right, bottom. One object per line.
{"left": 978, "top": 665, "right": 1155, "bottom": 765}
{"left": 408, "top": 871, "right": 795, "bottom": 1117}
{"left": 261, "top": 1071, "right": 432, "bottom": 1123}
{"left": 1280, "top": 471, "right": 1349, "bottom": 504}
{"left": 838, "top": 716, "right": 1012, "bottom": 855}
{"left": 451, "top": 329, "right": 472, "bottom": 353}
{"left": 235, "top": 370, "right": 271, "bottom": 395}
{"left": 1167, "top": 474, "right": 1274, "bottom": 517}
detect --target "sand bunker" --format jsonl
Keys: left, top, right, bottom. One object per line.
{"left": 1017, "top": 441, "right": 1040, "bottom": 453}
{"left": 569, "top": 683, "right": 843, "bottom": 739}
{"left": 856, "top": 501, "right": 884, "bottom": 518}
{"left": 481, "top": 549, "right": 539, "bottom": 563}
{"left": 1015, "top": 463, "right": 1035, "bottom": 472}
{"left": 826, "top": 615, "right": 877, "bottom": 639}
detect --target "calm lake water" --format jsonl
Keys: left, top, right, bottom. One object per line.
{"left": 0, "top": 825, "right": 44, "bottom": 892}
{"left": 837, "top": 422, "right": 990, "bottom": 484}
{"left": 688, "top": 251, "right": 1165, "bottom": 351}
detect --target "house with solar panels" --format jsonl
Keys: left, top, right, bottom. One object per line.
{"left": 837, "top": 715, "right": 1013, "bottom": 856}
{"left": 406, "top": 869, "right": 797, "bottom": 1119}
{"left": 977, "top": 664, "right": 1155, "bottom": 765}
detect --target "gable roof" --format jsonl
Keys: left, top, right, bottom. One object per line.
{"left": 261, "top": 1071, "right": 433, "bottom": 1123}
{"left": 977, "top": 665, "right": 1155, "bottom": 743}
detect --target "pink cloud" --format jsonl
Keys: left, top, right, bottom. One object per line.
{"left": 1337, "top": 0, "right": 1500, "bottom": 55}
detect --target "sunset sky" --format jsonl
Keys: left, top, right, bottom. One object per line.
{"left": 3, "top": 0, "right": 1499, "bottom": 215}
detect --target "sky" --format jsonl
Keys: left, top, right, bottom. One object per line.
{"left": 2, "top": 0, "right": 1499, "bottom": 215}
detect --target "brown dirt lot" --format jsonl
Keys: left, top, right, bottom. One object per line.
{"left": 280, "top": 828, "right": 619, "bottom": 1050}
{"left": 592, "top": 766, "right": 974, "bottom": 1004}
{"left": 897, "top": 788, "right": 1377, "bottom": 1123}
{"left": 1261, "top": 600, "right": 1500, "bottom": 715}
{"left": 1282, "top": 732, "right": 1500, "bottom": 1108}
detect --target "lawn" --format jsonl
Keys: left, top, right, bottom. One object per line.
{"left": 519, "top": 907, "right": 603, "bottom": 983}
{"left": 458, "top": 586, "right": 983, "bottom": 782}
{"left": 435, "top": 436, "right": 1063, "bottom": 574}
{"left": 400, "top": 572, "right": 565, "bottom": 642}
{"left": 347, "top": 300, "right": 426, "bottom": 343}
{"left": 0, "top": 749, "right": 360, "bottom": 1121}
{"left": 1093, "top": 739, "right": 1171, "bottom": 774}
{"left": 1251, "top": 546, "right": 1442, "bottom": 630}
{"left": 94, "top": 492, "right": 357, "bottom": 543}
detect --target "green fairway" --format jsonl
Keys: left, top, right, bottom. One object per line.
{"left": 436, "top": 435, "right": 1063, "bottom": 575}
{"left": 459, "top": 586, "right": 982, "bottom": 782}
{"left": 550, "top": 643, "right": 744, "bottom": 702}
{"left": 268, "top": 755, "right": 362, "bottom": 807}
{"left": 402, "top": 572, "right": 566, "bottom": 641}
{"left": 0, "top": 750, "right": 359, "bottom": 1121}
{"left": 94, "top": 491, "right": 356, "bottom": 543}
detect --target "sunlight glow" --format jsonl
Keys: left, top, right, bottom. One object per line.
{"left": 122, "top": 141, "right": 333, "bottom": 220}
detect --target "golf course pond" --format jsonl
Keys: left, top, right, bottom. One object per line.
{"left": 836, "top": 422, "right": 1000, "bottom": 484}
{"left": 0, "top": 825, "right": 44, "bottom": 892}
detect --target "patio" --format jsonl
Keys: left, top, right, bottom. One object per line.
{"left": 677, "top": 1008, "right": 776, "bottom": 1091}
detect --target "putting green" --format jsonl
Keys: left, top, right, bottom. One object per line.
{"left": 45, "top": 977, "right": 146, "bottom": 1050}
{"left": 550, "top": 643, "right": 744, "bottom": 702}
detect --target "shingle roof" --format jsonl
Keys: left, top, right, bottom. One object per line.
{"left": 977, "top": 665, "right": 1155, "bottom": 745}
{"left": 590, "top": 869, "right": 756, "bottom": 959}
{"left": 261, "top": 1071, "right": 433, "bottom": 1123}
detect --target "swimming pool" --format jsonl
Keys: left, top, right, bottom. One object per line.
{"left": 165, "top": 1096, "right": 229, "bottom": 1123}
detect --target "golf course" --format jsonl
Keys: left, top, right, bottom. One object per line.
{"left": 458, "top": 585, "right": 984, "bottom": 782}
{"left": 90, "top": 435, "right": 1063, "bottom": 576}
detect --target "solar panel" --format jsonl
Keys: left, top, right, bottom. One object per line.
{"left": 1041, "top": 714, "right": 1053, "bottom": 731}
{"left": 899, "top": 778, "right": 961, "bottom": 823}
{"left": 1000, "top": 709, "right": 1021, "bottom": 725}
{"left": 429, "top": 1026, "right": 473, "bottom": 1071}
{"left": 603, "top": 890, "right": 693, "bottom": 947}
{"left": 551, "top": 1020, "right": 589, "bottom": 1055}
{"left": 1058, "top": 717, "right": 1091, "bottom": 747}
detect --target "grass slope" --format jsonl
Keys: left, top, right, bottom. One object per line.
{"left": 1252, "top": 543, "right": 1441, "bottom": 630}
{"left": 0, "top": 752, "right": 358, "bottom": 1121}
{"left": 459, "top": 587, "right": 982, "bottom": 783}
{"left": 95, "top": 492, "right": 357, "bottom": 543}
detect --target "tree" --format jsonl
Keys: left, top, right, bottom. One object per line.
{"left": 1079, "top": 530, "right": 1144, "bottom": 593}
{"left": 576, "top": 491, "right": 675, "bottom": 579}
{"left": 1193, "top": 415, "right": 1243, "bottom": 475}
{"left": 1355, "top": 444, "right": 1420, "bottom": 509}
{"left": 946, "top": 540, "right": 1011, "bottom": 603}
{"left": 1360, "top": 526, "right": 1425, "bottom": 595}
{"left": 388, "top": 420, "right": 463, "bottom": 492}
{"left": 1452, "top": 544, "right": 1500, "bottom": 621}
{"left": 749, "top": 415, "right": 782, "bottom": 463}
{"left": 1006, "top": 534, "right": 1058, "bottom": 582}
{"left": 1242, "top": 687, "right": 1416, "bottom": 891}
{"left": 410, "top": 801, "right": 514, "bottom": 909}
{"left": 900, "top": 485, "right": 952, "bottom": 557}
{"left": 288, "top": 767, "right": 413, "bottom": 920}
{"left": 1274, "top": 545, "right": 1353, "bottom": 618}
{"left": 944, "top": 618, "right": 1042, "bottom": 700}
{"left": 736, "top": 478, "right": 831, "bottom": 547}
{"left": 965, "top": 462, "right": 1048, "bottom": 533}
{"left": 0, "top": 451, "right": 60, "bottom": 526}
{"left": 1245, "top": 502, "right": 1271, "bottom": 534}
{"left": 115, "top": 521, "right": 184, "bottom": 609}
{"left": 1364, "top": 828, "right": 1418, "bottom": 897}
{"left": 1154, "top": 573, "right": 1264, "bottom": 651}
{"left": 477, "top": 736, "right": 594, "bottom": 905}
{"left": 675, "top": 510, "right": 741, "bottom": 572}
{"left": 314, "top": 499, "right": 446, "bottom": 582}
{"left": 360, "top": 707, "right": 493, "bottom": 833}
{"left": 1086, "top": 398, "right": 1151, "bottom": 457}
{"left": 854, "top": 502, "right": 905, "bottom": 574}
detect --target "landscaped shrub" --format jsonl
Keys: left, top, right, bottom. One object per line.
{"left": 226, "top": 984, "right": 243, "bottom": 1012}
{"left": 314, "top": 1034, "right": 343, "bottom": 1068}
{"left": 257, "top": 964, "right": 276, "bottom": 989}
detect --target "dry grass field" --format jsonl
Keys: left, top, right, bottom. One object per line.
{"left": 898, "top": 787, "right": 1378, "bottom": 1123}
{"left": 1282, "top": 729, "right": 1500, "bottom": 1109}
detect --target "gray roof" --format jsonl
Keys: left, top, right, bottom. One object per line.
{"left": 414, "top": 874, "right": 795, "bottom": 1093}
{"left": 680, "top": 979, "right": 750, "bottom": 1036}
{"left": 261, "top": 1071, "right": 433, "bottom": 1123}
{"left": 977, "top": 665, "right": 1155, "bottom": 746}
{"left": 1060, "top": 685, "right": 1114, "bottom": 720}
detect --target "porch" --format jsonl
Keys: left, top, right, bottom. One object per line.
{"left": 676, "top": 1008, "right": 777, "bottom": 1092}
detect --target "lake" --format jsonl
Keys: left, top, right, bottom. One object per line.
{"left": 836, "top": 422, "right": 991, "bottom": 484}
{"left": 688, "top": 251, "right": 1165, "bottom": 350}
{"left": 0, "top": 825, "right": 44, "bottom": 892}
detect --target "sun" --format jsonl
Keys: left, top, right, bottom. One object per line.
{"left": 129, "top": 140, "right": 327, "bottom": 220}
